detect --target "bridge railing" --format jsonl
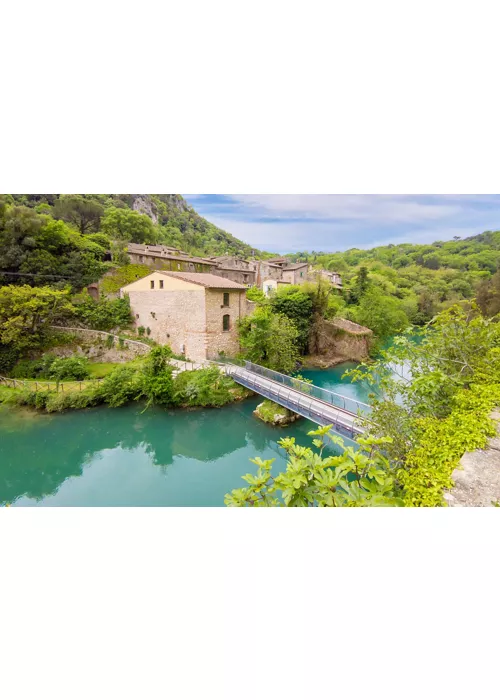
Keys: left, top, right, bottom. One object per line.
{"left": 230, "top": 361, "right": 371, "bottom": 416}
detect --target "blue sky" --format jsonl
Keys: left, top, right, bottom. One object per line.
{"left": 182, "top": 194, "right": 500, "bottom": 253}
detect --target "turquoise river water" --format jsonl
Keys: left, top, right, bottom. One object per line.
{"left": 0, "top": 363, "right": 372, "bottom": 507}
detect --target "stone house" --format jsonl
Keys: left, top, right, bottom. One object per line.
{"left": 209, "top": 256, "right": 256, "bottom": 286}
{"left": 280, "top": 262, "right": 309, "bottom": 285}
{"left": 120, "top": 271, "right": 249, "bottom": 361}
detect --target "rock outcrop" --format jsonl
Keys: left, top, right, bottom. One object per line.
{"left": 444, "top": 409, "right": 500, "bottom": 507}
{"left": 305, "top": 318, "right": 372, "bottom": 368}
{"left": 254, "top": 400, "right": 300, "bottom": 426}
{"left": 132, "top": 195, "right": 159, "bottom": 224}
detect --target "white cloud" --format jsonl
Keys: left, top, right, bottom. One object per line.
{"left": 186, "top": 194, "right": 500, "bottom": 253}
{"left": 224, "top": 194, "right": 463, "bottom": 223}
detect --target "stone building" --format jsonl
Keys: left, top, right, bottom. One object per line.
{"left": 124, "top": 244, "right": 342, "bottom": 291}
{"left": 120, "top": 271, "right": 248, "bottom": 361}
{"left": 209, "top": 256, "right": 257, "bottom": 286}
{"left": 127, "top": 244, "right": 216, "bottom": 274}
{"left": 311, "top": 268, "right": 343, "bottom": 289}
{"left": 280, "top": 262, "right": 309, "bottom": 285}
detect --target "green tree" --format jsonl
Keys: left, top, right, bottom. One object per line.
{"left": 476, "top": 270, "right": 500, "bottom": 317}
{"left": 0, "top": 285, "right": 75, "bottom": 351}
{"left": 349, "top": 265, "right": 370, "bottom": 303}
{"left": 238, "top": 307, "right": 300, "bottom": 373}
{"left": 352, "top": 289, "right": 409, "bottom": 340}
{"left": 101, "top": 207, "right": 157, "bottom": 244}
{"left": 53, "top": 195, "right": 104, "bottom": 235}
{"left": 72, "top": 295, "right": 131, "bottom": 331}
{"left": 270, "top": 288, "right": 313, "bottom": 353}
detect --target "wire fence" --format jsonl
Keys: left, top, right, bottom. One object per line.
{"left": 0, "top": 376, "right": 105, "bottom": 393}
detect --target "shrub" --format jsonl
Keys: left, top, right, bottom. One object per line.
{"left": 137, "top": 326, "right": 146, "bottom": 336}
{"left": 96, "top": 366, "right": 142, "bottom": 407}
{"left": 48, "top": 356, "right": 90, "bottom": 381}
{"left": 173, "top": 367, "right": 236, "bottom": 407}
{"left": 141, "top": 346, "right": 175, "bottom": 407}
{"left": 99, "top": 264, "right": 152, "bottom": 295}
{"left": 13, "top": 388, "right": 39, "bottom": 408}
{"left": 10, "top": 354, "right": 57, "bottom": 379}
{"left": 225, "top": 427, "right": 402, "bottom": 507}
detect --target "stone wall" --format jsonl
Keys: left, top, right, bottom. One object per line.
{"left": 212, "top": 256, "right": 254, "bottom": 271}
{"left": 126, "top": 288, "right": 208, "bottom": 361}
{"left": 215, "top": 268, "right": 256, "bottom": 285}
{"left": 128, "top": 252, "right": 215, "bottom": 274}
{"left": 205, "top": 289, "right": 245, "bottom": 359}
{"left": 49, "top": 328, "right": 151, "bottom": 363}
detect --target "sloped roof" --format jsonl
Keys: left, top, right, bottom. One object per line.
{"left": 284, "top": 262, "right": 309, "bottom": 270}
{"left": 127, "top": 244, "right": 214, "bottom": 265}
{"left": 157, "top": 271, "right": 247, "bottom": 289}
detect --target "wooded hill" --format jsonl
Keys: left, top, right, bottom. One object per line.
{"left": 284, "top": 231, "right": 500, "bottom": 325}
{"left": 6, "top": 193, "right": 263, "bottom": 258}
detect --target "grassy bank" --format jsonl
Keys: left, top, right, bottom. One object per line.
{"left": 0, "top": 362, "right": 252, "bottom": 415}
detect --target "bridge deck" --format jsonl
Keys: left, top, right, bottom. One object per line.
{"left": 225, "top": 365, "right": 366, "bottom": 438}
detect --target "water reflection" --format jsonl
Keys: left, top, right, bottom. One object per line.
{"left": 0, "top": 399, "right": 304, "bottom": 506}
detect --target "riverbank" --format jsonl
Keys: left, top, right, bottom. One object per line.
{"left": 0, "top": 361, "right": 253, "bottom": 415}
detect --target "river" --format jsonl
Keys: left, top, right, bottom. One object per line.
{"left": 0, "top": 362, "right": 372, "bottom": 507}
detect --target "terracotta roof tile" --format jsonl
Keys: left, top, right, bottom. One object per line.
{"left": 158, "top": 271, "right": 247, "bottom": 289}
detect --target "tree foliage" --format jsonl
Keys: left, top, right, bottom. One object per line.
{"left": 53, "top": 195, "right": 104, "bottom": 235}
{"left": 0, "top": 199, "right": 108, "bottom": 290}
{"left": 225, "top": 426, "right": 402, "bottom": 507}
{"left": 238, "top": 307, "right": 300, "bottom": 373}
{"left": 100, "top": 207, "right": 157, "bottom": 244}
{"left": 0, "top": 285, "right": 75, "bottom": 351}
{"left": 270, "top": 289, "right": 313, "bottom": 353}
{"left": 345, "top": 303, "right": 500, "bottom": 505}
{"left": 350, "top": 288, "right": 409, "bottom": 340}
{"left": 72, "top": 294, "right": 132, "bottom": 331}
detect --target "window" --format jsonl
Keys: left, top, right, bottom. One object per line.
{"left": 150, "top": 280, "right": 155, "bottom": 289}
{"left": 300, "top": 271, "right": 304, "bottom": 277}
{"left": 177, "top": 263, "right": 181, "bottom": 270}
{"left": 223, "top": 292, "right": 230, "bottom": 307}
{"left": 223, "top": 314, "right": 230, "bottom": 332}
{"left": 159, "top": 279, "right": 164, "bottom": 289}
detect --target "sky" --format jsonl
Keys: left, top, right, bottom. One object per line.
{"left": 182, "top": 194, "right": 500, "bottom": 254}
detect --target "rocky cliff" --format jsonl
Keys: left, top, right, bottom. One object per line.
{"left": 305, "top": 318, "right": 373, "bottom": 367}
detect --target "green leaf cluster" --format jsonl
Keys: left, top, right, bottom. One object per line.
{"left": 225, "top": 426, "right": 402, "bottom": 507}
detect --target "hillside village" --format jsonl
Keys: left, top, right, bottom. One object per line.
{"left": 94, "top": 243, "right": 344, "bottom": 362}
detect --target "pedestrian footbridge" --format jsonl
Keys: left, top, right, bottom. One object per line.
{"left": 221, "top": 361, "right": 370, "bottom": 439}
